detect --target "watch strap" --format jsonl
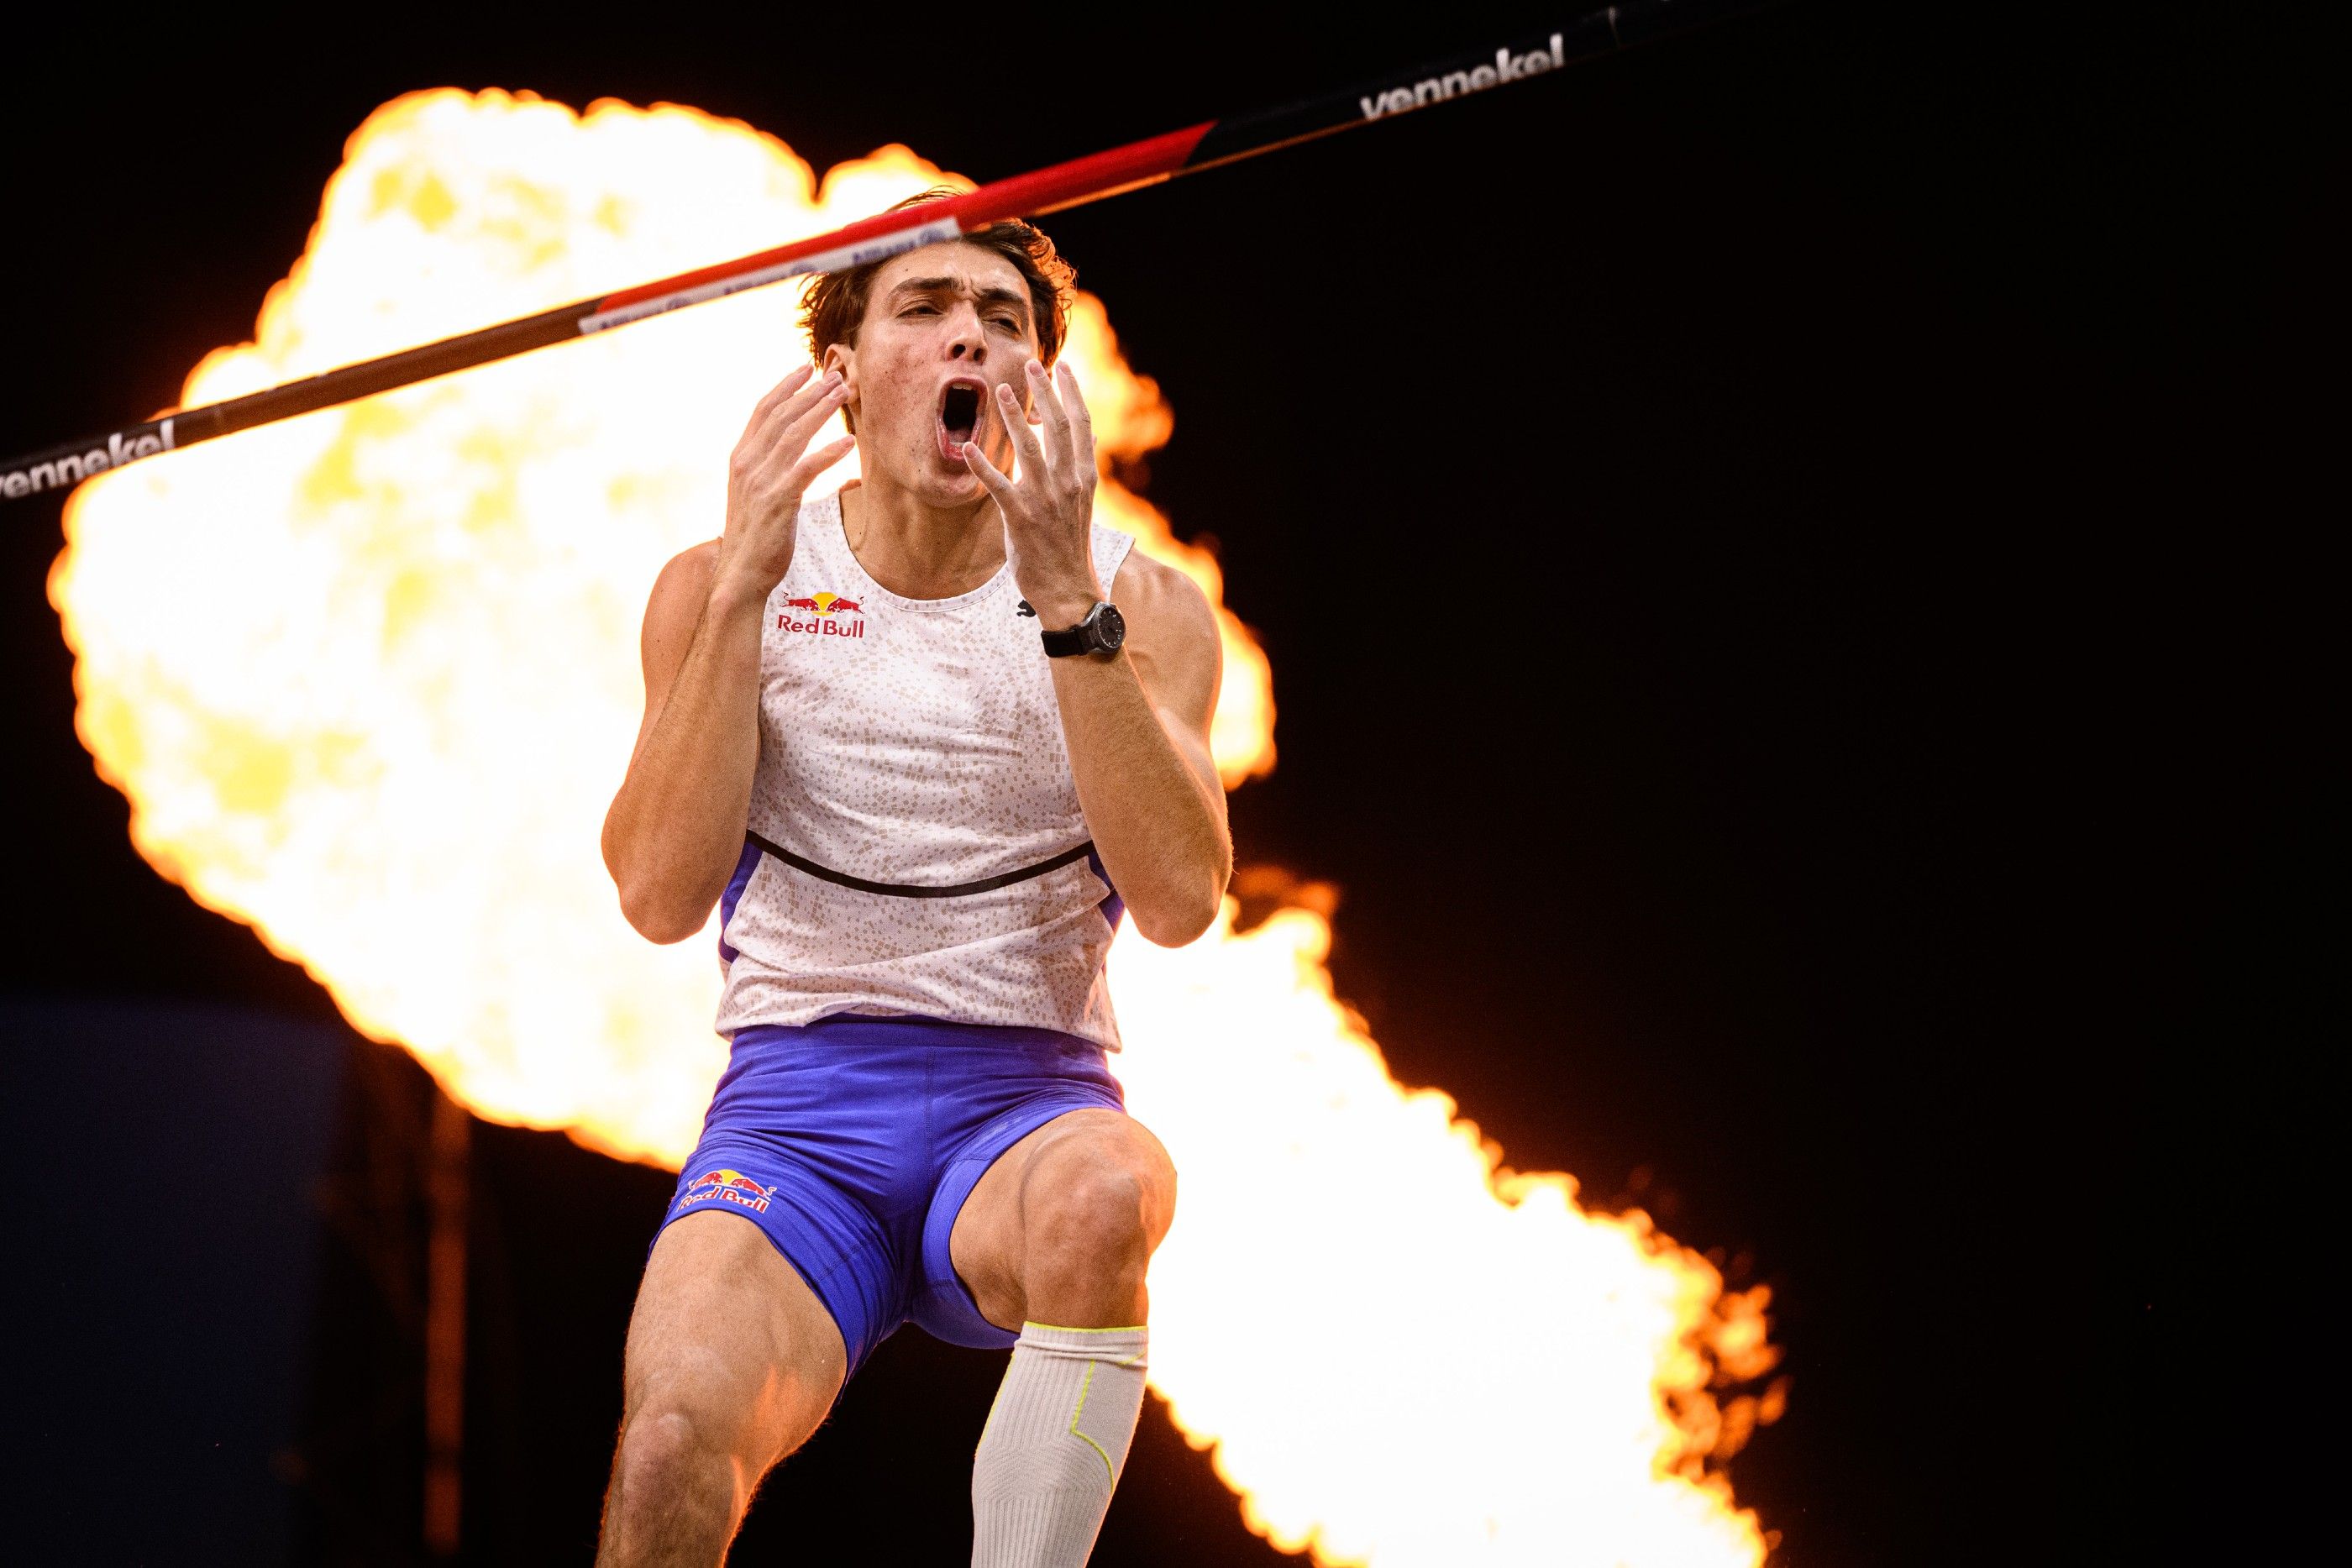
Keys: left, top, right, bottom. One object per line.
{"left": 1040, "top": 621, "right": 1094, "bottom": 658}
{"left": 1041, "top": 600, "right": 1120, "bottom": 658}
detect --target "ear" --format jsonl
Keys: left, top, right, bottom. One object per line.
{"left": 821, "top": 342, "right": 858, "bottom": 431}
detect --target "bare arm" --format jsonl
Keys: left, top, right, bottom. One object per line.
{"left": 965, "top": 359, "right": 1231, "bottom": 947}
{"left": 601, "top": 366, "right": 853, "bottom": 942}
{"left": 1051, "top": 553, "right": 1230, "bottom": 946}
{"left": 599, "top": 543, "right": 759, "bottom": 942}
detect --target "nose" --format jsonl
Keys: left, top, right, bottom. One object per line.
{"left": 945, "top": 300, "right": 987, "bottom": 363}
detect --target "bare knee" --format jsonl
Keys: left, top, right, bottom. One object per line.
{"left": 1032, "top": 1166, "right": 1145, "bottom": 1265}
{"left": 598, "top": 1397, "right": 748, "bottom": 1567}
{"left": 613, "top": 1366, "right": 759, "bottom": 1500}
{"left": 615, "top": 1399, "right": 732, "bottom": 1498}
{"left": 1022, "top": 1135, "right": 1176, "bottom": 1284}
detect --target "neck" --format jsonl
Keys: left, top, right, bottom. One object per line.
{"left": 838, "top": 471, "right": 1005, "bottom": 600}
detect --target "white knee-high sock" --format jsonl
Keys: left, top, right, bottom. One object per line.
{"left": 971, "top": 1321, "right": 1149, "bottom": 1568}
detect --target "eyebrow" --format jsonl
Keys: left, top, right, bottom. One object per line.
{"left": 887, "top": 277, "right": 1032, "bottom": 320}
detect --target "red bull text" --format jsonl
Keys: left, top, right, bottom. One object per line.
{"left": 776, "top": 589, "right": 866, "bottom": 637}
{"left": 678, "top": 1167, "right": 777, "bottom": 1214}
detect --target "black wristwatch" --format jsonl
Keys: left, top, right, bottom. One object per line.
{"left": 1040, "top": 600, "right": 1126, "bottom": 659}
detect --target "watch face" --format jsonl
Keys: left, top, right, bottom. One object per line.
{"left": 1093, "top": 602, "right": 1126, "bottom": 653}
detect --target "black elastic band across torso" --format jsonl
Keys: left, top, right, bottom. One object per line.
{"left": 745, "top": 831, "right": 1096, "bottom": 899}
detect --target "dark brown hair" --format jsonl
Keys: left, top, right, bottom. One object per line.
{"left": 798, "top": 187, "right": 1078, "bottom": 380}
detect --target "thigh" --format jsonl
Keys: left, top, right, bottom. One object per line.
{"left": 948, "top": 1108, "right": 1177, "bottom": 1327}
{"left": 622, "top": 1210, "right": 848, "bottom": 1472}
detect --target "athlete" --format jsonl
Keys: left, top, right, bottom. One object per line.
{"left": 594, "top": 196, "right": 1230, "bottom": 1567}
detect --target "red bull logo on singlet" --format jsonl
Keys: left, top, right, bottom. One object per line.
{"left": 677, "top": 1167, "right": 778, "bottom": 1214}
{"left": 777, "top": 590, "right": 866, "bottom": 639}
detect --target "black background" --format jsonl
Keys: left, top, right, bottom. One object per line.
{"left": 0, "top": 3, "right": 2327, "bottom": 1564}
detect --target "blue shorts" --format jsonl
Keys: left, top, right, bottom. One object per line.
{"left": 654, "top": 1014, "right": 1126, "bottom": 1379}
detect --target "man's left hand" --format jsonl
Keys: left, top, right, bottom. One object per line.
{"left": 962, "top": 359, "right": 1104, "bottom": 629}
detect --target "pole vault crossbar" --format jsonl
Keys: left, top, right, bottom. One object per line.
{"left": 0, "top": 0, "right": 1767, "bottom": 505}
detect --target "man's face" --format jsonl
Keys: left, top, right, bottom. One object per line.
{"left": 826, "top": 242, "right": 1042, "bottom": 508}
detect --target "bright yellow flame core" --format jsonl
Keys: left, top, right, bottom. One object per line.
{"left": 51, "top": 89, "right": 1774, "bottom": 1564}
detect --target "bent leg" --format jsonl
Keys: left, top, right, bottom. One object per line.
{"left": 951, "top": 1107, "right": 1177, "bottom": 1331}
{"left": 951, "top": 1109, "right": 1176, "bottom": 1567}
{"left": 598, "top": 1211, "right": 847, "bottom": 1568}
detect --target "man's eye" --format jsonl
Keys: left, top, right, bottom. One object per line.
{"left": 989, "top": 315, "right": 1019, "bottom": 331}
{"left": 902, "top": 304, "right": 937, "bottom": 317}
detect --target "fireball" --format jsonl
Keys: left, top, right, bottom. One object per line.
{"left": 50, "top": 88, "right": 1776, "bottom": 1564}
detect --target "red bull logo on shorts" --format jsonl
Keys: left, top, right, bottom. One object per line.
{"left": 678, "top": 1167, "right": 778, "bottom": 1214}
{"left": 776, "top": 590, "right": 866, "bottom": 639}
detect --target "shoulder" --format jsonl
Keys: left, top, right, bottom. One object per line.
{"left": 654, "top": 538, "right": 722, "bottom": 602}
{"left": 1110, "top": 548, "right": 1220, "bottom": 719}
{"left": 1110, "top": 548, "right": 1215, "bottom": 648}
{"left": 642, "top": 539, "right": 722, "bottom": 648}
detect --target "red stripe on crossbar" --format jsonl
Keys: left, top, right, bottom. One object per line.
{"left": 593, "top": 122, "right": 1214, "bottom": 313}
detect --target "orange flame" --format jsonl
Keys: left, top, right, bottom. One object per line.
{"left": 49, "top": 88, "right": 1773, "bottom": 1562}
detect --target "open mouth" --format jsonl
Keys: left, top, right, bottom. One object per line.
{"left": 937, "top": 379, "right": 985, "bottom": 457}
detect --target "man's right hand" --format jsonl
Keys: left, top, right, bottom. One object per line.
{"left": 712, "top": 365, "right": 856, "bottom": 607}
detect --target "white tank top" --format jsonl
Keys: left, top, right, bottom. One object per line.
{"left": 711, "top": 487, "right": 1135, "bottom": 1048}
